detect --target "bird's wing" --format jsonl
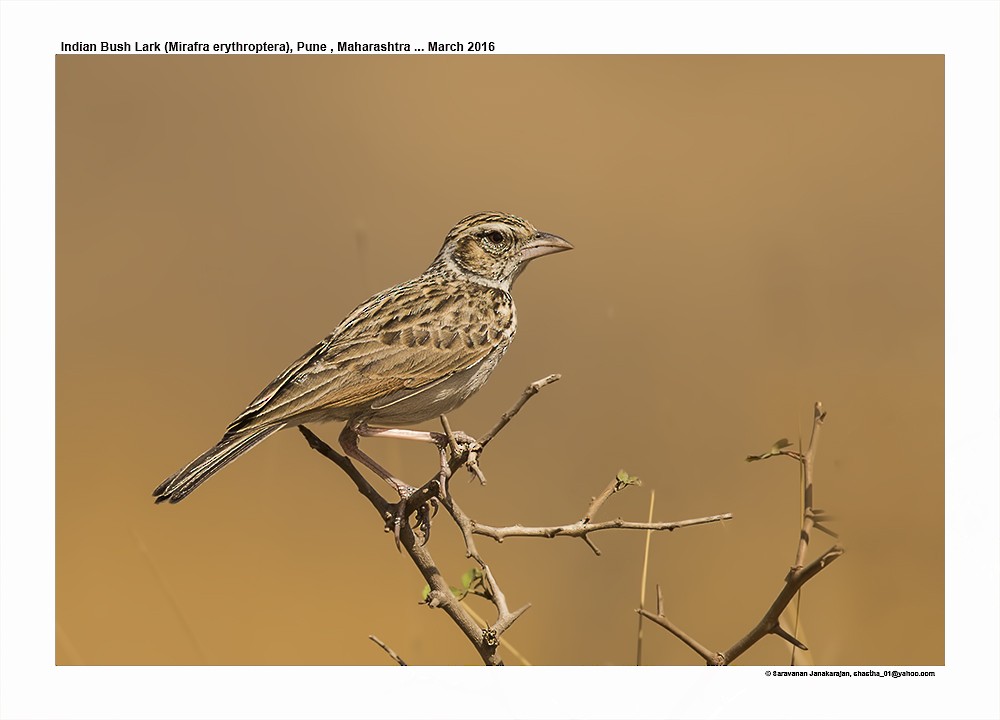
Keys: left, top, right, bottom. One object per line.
{"left": 225, "top": 337, "right": 336, "bottom": 433}
{"left": 226, "top": 280, "right": 510, "bottom": 433}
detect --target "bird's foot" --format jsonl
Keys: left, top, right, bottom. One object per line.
{"left": 434, "top": 429, "right": 487, "bottom": 486}
{"left": 384, "top": 482, "right": 440, "bottom": 550}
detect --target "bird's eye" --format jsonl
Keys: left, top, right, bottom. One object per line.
{"left": 480, "top": 230, "right": 510, "bottom": 254}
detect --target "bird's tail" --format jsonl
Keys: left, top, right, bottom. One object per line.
{"left": 153, "top": 425, "right": 284, "bottom": 504}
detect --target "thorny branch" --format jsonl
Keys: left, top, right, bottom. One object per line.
{"left": 470, "top": 513, "right": 733, "bottom": 557}
{"left": 297, "top": 376, "right": 561, "bottom": 665}
{"left": 478, "top": 374, "right": 561, "bottom": 447}
{"left": 368, "top": 635, "right": 407, "bottom": 666}
{"left": 460, "top": 468, "right": 730, "bottom": 557}
{"left": 640, "top": 402, "right": 845, "bottom": 665}
{"left": 299, "top": 375, "right": 731, "bottom": 665}
{"left": 299, "top": 424, "right": 508, "bottom": 666}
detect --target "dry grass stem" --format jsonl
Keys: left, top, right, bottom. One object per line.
{"left": 636, "top": 489, "right": 656, "bottom": 665}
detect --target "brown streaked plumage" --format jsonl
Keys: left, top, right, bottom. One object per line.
{"left": 153, "top": 212, "right": 572, "bottom": 504}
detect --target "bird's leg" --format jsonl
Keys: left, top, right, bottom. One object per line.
{"left": 352, "top": 424, "right": 482, "bottom": 498}
{"left": 338, "top": 423, "right": 416, "bottom": 497}
{"left": 339, "top": 424, "right": 424, "bottom": 548}
{"left": 340, "top": 423, "right": 447, "bottom": 549}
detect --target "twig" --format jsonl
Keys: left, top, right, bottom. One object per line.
{"left": 368, "top": 635, "right": 407, "bottom": 666}
{"left": 402, "top": 518, "right": 513, "bottom": 665}
{"left": 478, "top": 374, "right": 561, "bottom": 447}
{"left": 471, "top": 514, "right": 732, "bottom": 556}
{"left": 637, "top": 609, "right": 720, "bottom": 664}
{"left": 438, "top": 492, "right": 532, "bottom": 639}
{"left": 794, "top": 402, "right": 827, "bottom": 570}
{"left": 720, "top": 545, "right": 844, "bottom": 664}
{"left": 584, "top": 470, "right": 640, "bottom": 523}
{"left": 469, "top": 463, "right": 727, "bottom": 557}
{"left": 643, "top": 402, "right": 844, "bottom": 664}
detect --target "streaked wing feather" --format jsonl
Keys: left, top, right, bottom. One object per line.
{"left": 226, "top": 281, "right": 505, "bottom": 432}
{"left": 226, "top": 339, "right": 331, "bottom": 433}
{"left": 370, "top": 371, "right": 457, "bottom": 410}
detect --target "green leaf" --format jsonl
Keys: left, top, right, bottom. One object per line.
{"left": 616, "top": 469, "right": 640, "bottom": 486}
{"left": 461, "top": 568, "right": 482, "bottom": 589}
{"left": 771, "top": 438, "right": 793, "bottom": 452}
{"left": 423, "top": 584, "right": 467, "bottom": 601}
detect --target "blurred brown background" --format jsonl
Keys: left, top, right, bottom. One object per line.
{"left": 56, "top": 55, "right": 942, "bottom": 666}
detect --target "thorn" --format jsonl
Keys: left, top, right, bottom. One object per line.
{"left": 583, "top": 535, "right": 602, "bottom": 556}
{"left": 814, "top": 522, "right": 840, "bottom": 539}
{"left": 771, "top": 624, "right": 808, "bottom": 651}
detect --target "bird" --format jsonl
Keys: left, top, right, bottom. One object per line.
{"left": 153, "top": 211, "right": 572, "bottom": 506}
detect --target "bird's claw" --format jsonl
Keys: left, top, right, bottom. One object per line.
{"left": 385, "top": 500, "right": 406, "bottom": 551}
{"left": 414, "top": 499, "right": 437, "bottom": 545}
{"left": 441, "top": 431, "right": 487, "bottom": 486}
{"left": 384, "top": 483, "right": 416, "bottom": 551}
{"left": 384, "top": 487, "right": 439, "bottom": 550}
{"left": 464, "top": 445, "right": 487, "bottom": 486}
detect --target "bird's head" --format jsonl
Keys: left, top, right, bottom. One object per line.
{"left": 433, "top": 211, "right": 573, "bottom": 290}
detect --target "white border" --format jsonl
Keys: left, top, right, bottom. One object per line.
{"left": 2, "top": 2, "right": 997, "bottom": 719}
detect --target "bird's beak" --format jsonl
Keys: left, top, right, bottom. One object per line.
{"left": 520, "top": 231, "right": 574, "bottom": 262}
